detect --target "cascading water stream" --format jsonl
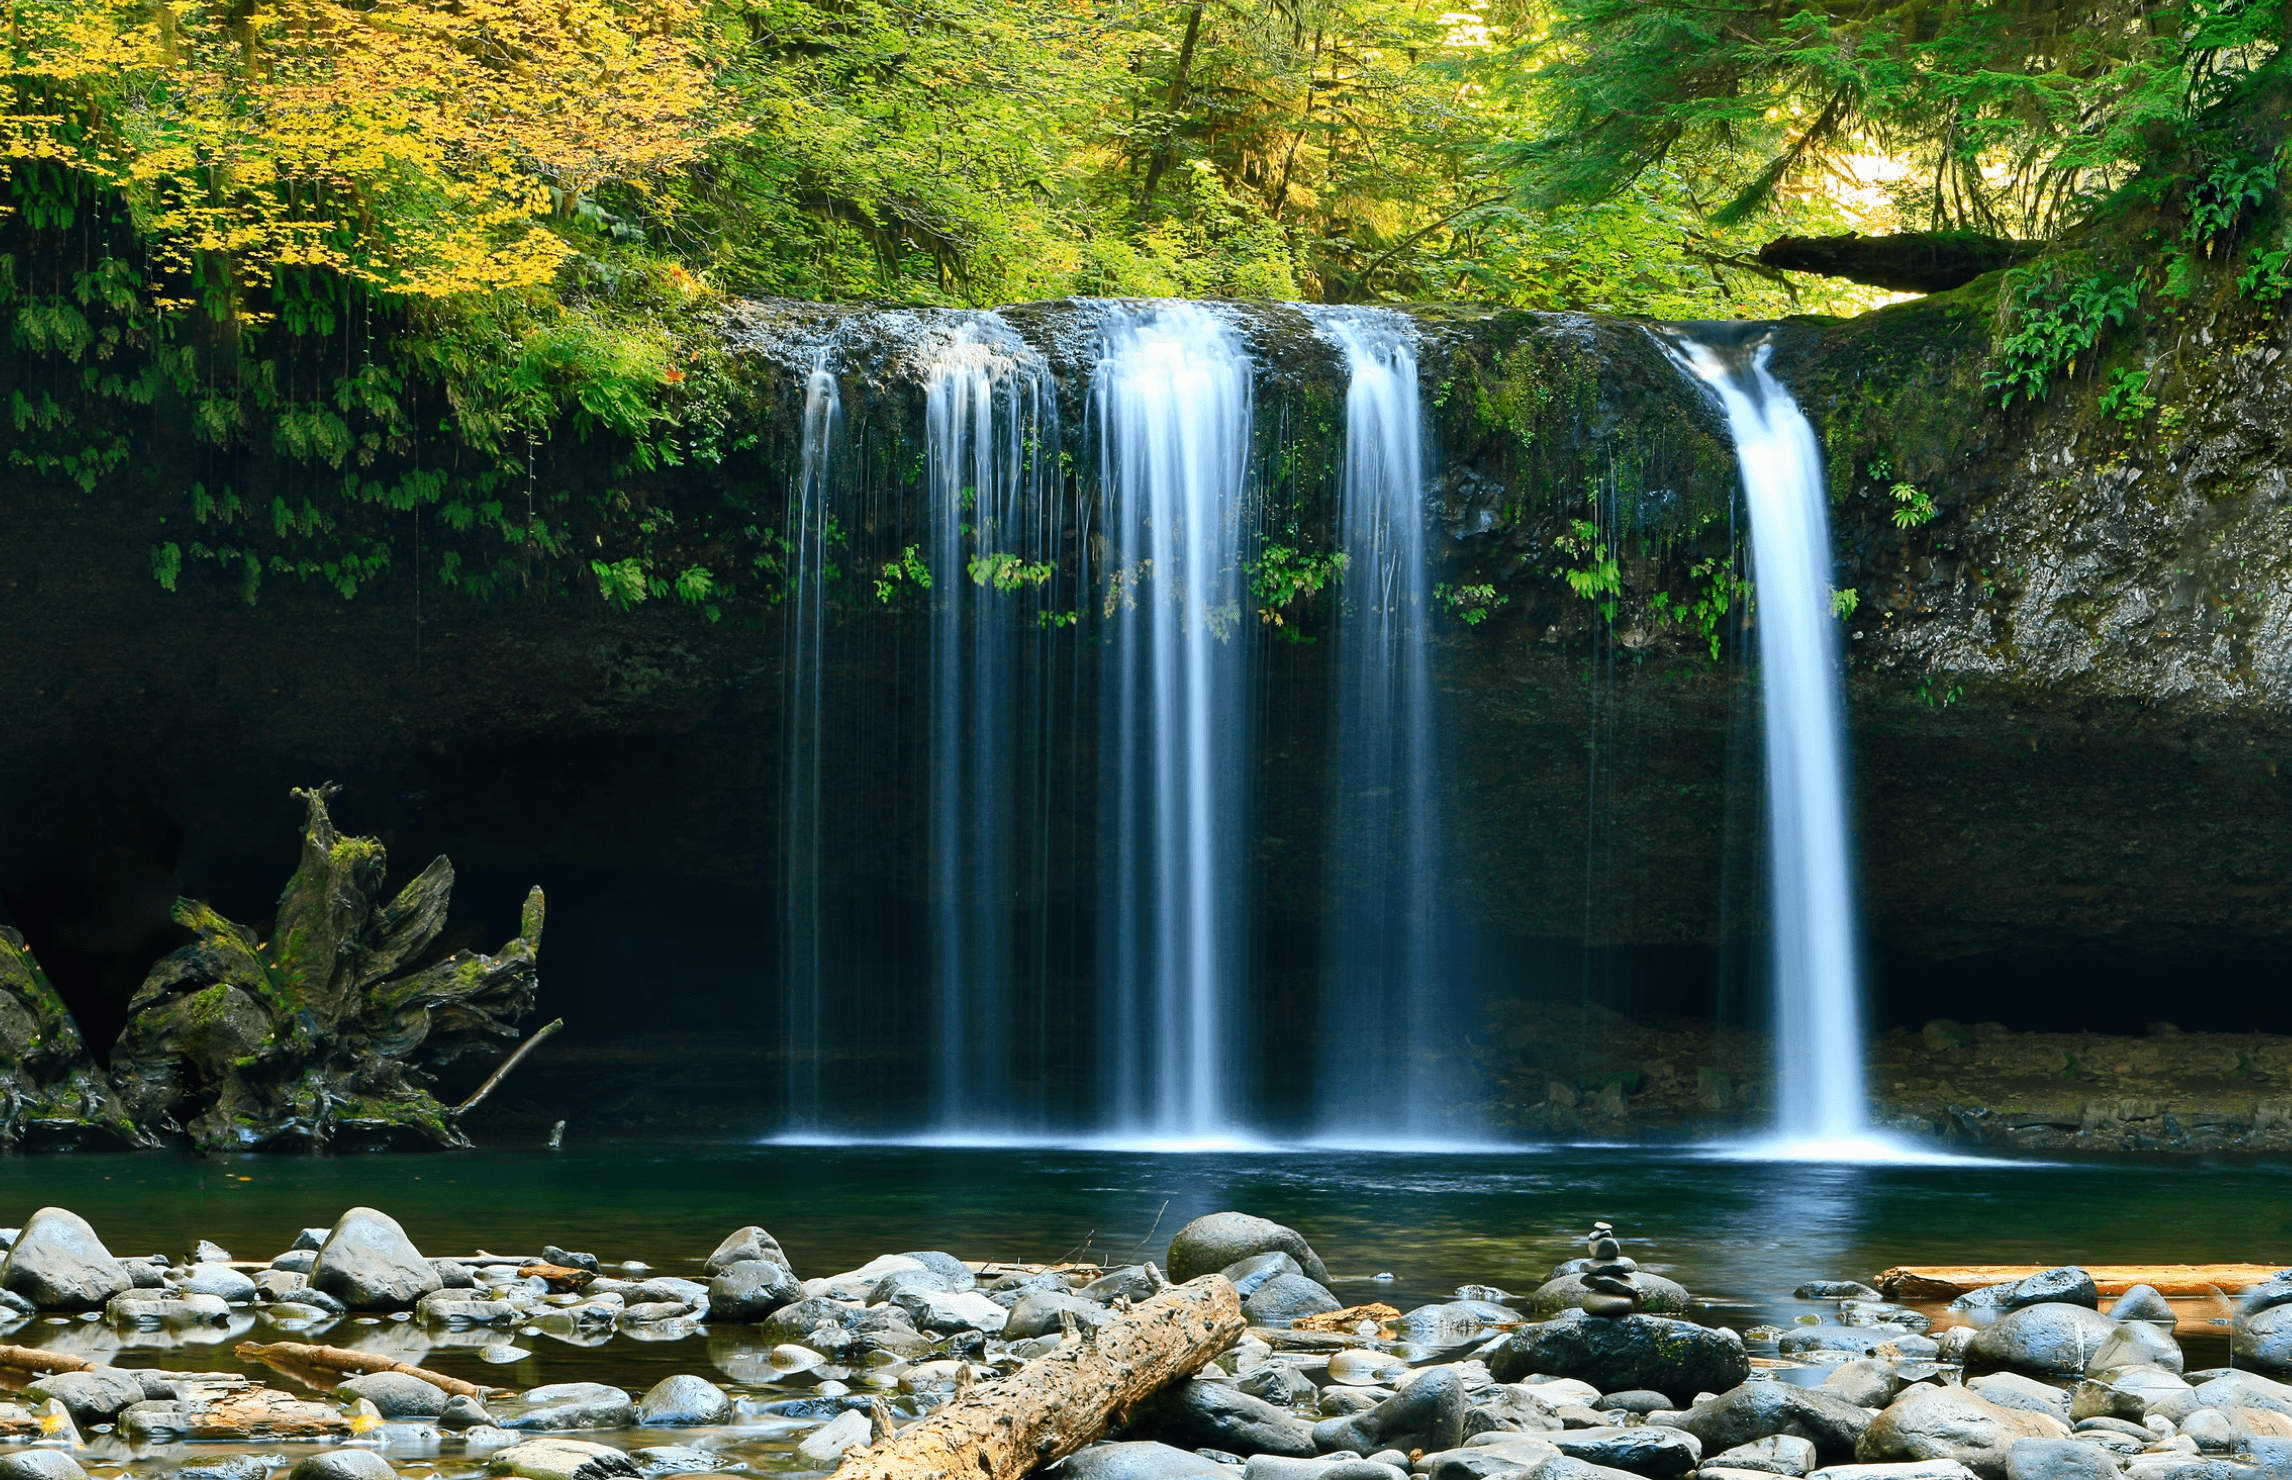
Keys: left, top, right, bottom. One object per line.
{"left": 1657, "top": 325, "right": 1874, "bottom": 1155}
{"left": 781, "top": 351, "right": 841, "bottom": 1134}
{"left": 1093, "top": 301, "right": 1255, "bottom": 1144}
{"left": 919, "top": 316, "right": 1061, "bottom": 1134}
{"left": 1307, "top": 307, "right": 1471, "bottom": 1141}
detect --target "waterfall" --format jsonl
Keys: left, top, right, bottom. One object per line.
{"left": 781, "top": 351, "right": 840, "bottom": 1133}
{"left": 1093, "top": 301, "right": 1255, "bottom": 1143}
{"left": 1307, "top": 307, "right": 1469, "bottom": 1141}
{"left": 1658, "top": 325, "right": 1872, "bottom": 1152}
{"left": 919, "top": 316, "right": 1061, "bottom": 1134}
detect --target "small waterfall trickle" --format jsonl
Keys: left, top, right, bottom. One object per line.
{"left": 1307, "top": 307, "right": 1470, "bottom": 1141}
{"left": 781, "top": 351, "right": 841, "bottom": 1133}
{"left": 1657, "top": 325, "right": 1873, "bottom": 1153}
{"left": 918, "top": 316, "right": 1062, "bottom": 1134}
{"left": 1093, "top": 301, "right": 1255, "bottom": 1143}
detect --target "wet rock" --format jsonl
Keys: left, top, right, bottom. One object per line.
{"left": 176, "top": 1264, "right": 256, "bottom": 1302}
{"left": 1222, "top": 1254, "right": 1306, "bottom": 1300}
{"left": 542, "top": 1247, "right": 600, "bottom": 1275}
{"left": 1312, "top": 1365, "right": 1466, "bottom": 1455}
{"left": 1549, "top": 1425, "right": 1702, "bottom": 1477}
{"left": 505, "top": 1382, "right": 638, "bottom": 1431}
{"left": 1809, "top": 1464, "right": 1979, "bottom": 1479}
{"left": 1856, "top": 1384, "right": 2071, "bottom": 1478}
{"left": 417, "top": 1292, "right": 524, "bottom": 1327}
{"left": 1143, "top": 1379, "right": 1319, "bottom": 1457}
{"left": 1708, "top": 1434, "right": 1818, "bottom": 1477}
{"left": 488, "top": 1438, "right": 643, "bottom": 1480}
{"left": 1528, "top": 1273, "right": 1693, "bottom": 1318}
{"left": 0, "top": 1454, "right": 88, "bottom": 1480}
{"left": 1239, "top": 1364, "right": 1319, "bottom": 1407}
{"left": 440, "top": 1395, "right": 495, "bottom": 1430}
{"left": 2108, "top": 1287, "right": 2176, "bottom": 1327}
{"left": 1049, "top": 1441, "right": 1234, "bottom": 1480}
{"left": 288, "top": 1453, "right": 396, "bottom": 1480}
{"left": 1081, "top": 1266, "right": 1162, "bottom": 1304}
{"left": 1408, "top": 1441, "right": 1561, "bottom": 1480}
{"left": 270, "top": 1251, "right": 317, "bottom": 1275}
{"left": 1490, "top": 1311, "right": 1750, "bottom": 1406}
{"left": 1007, "top": 1290, "right": 1114, "bottom": 1339}
{"left": 1822, "top": 1361, "right": 1905, "bottom": 1410}
{"left": 1, "top": 1209, "right": 131, "bottom": 1310}
{"left": 1463, "top": 1384, "right": 1564, "bottom": 1437}
{"left": 1168, "top": 1214, "right": 1332, "bottom": 1287}
{"left": 106, "top": 1289, "right": 230, "bottom": 1326}
{"left": 1245, "top": 1275, "right": 1344, "bottom": 1327}
{"left": 703, "top": 1227, "right": 793, "bottom": 1278}
{"left": 338, "top": 1371, "right": 451, "bottom": 1418}
{"left": 796, "top": 1407, "right": 875, "bottom": 1465}
{"left": 434, "top": 1261, "right": 478, "bottom": 1290}
{"left": 2000, "top": 1438, "right": 2125, "bottom": 1479}
{"left": 890, "top": 1287, "right": 1008, "bottom": 1334}
{"left": 988, "top": 1270, "right": 1071, "bottom": 1309}
{"left": 635, "top": 1375, "right": 732, "bottom": 1427}
{"left": 2087, "top": 1322, "right": 2181, "bottom": 1376}
{"left": 1391, "top": 1303, "right": 1526, "bottom": 1339}
{"left": 1244, "top": 1458, "right": 1412, "bottom": 1480}
{"left": 1781, "top": 1326, "right": 1901, "bottom": 1358}
{"left": 1952, "top": 1272, "right": 2099, "bottom": 1315}
{"left": 2234, "top": 1304, "right": 2292, "bottom": 1376}
{"left": 1968, "top": 1305, "right": 2123, "bottom": 1376}
{"left": 1675, "top": 1384, "right": 1874, "bottom": 1466}
{"left": 1799, "top": 1284, "right": 1883, "bottom": 1301}
{"left": 2232, "top": 1273, "right": 2292, "bottom": 1322}
{"left": 707, "top": 1260, "right": 801, "bottom": 1322}
{"left": 629, "top": 1446, "right": 722, "bottom": 1474}
{"left": 309, "top": 1207, "right": 442, "bottom": 1310}
{"left": 871, "top": 1267, "right": 967, "bottom": 1304}
{"left": 898, "top": 1251, "right": 976, "bottom": 1289}
{"left": 1966, "top": 1376, "right": 2070, "bottom": 1422}
{"left": 25, "top": 1369, "right": 146, "bottom": 1427}
{"left": 809, "top": 1255, "right": 929, "bottom": 1302}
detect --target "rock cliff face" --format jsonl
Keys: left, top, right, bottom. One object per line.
{"left": 0, "top": 280, "right": 2286, "bottom": 1132}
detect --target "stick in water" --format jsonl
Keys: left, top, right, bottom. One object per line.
{"left": 450, "top": 1018, "right": 564, "bottom": 1120}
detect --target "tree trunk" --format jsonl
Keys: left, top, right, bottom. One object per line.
{"left": 832, "top": 1275, "right": 1244, "bottom": 1480}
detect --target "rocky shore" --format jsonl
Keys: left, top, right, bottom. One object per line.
{"left": 0, "top": 1205, "right": 2287, "bottom": 1480}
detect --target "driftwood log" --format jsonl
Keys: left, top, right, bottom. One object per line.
{"left": 1756, "top": 232, "right": 2043, "bottom": 293}
{"left": 832, "top": 1275, "right": 1244, "bottom": 1480}
{"left": 234, "top": 1340, "right": 502, "bottom": 1400}
{"left": 0, "top": 1345, "right": 98, "bottom": 1374}
{"left": 1878, "top": 1263, "right": 2286, "bottom": 1300}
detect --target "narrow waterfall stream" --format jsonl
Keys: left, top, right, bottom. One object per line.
{"left": 780, "top": 351, "right": 841, "bottom": 1134}
{"left": 1093, "top": 302, "right": 1255, "bottom": 1143}
{"left": 1658, "top": 325, "right": 1875, "bottom": 1154}
{"left": 1309, "top": 307, "right": 1471, "bottom": 1141}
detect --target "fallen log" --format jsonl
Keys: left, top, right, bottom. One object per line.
{"left": 1756, "top": 231, "right": 2043, "bottom": 293}
{"left": 831, "top": 1275, "right": 1244, "bottom": 1480}
{"left": 234, "top": 1340, "right": 503, "bottom": 1400}
{"left": 1877, "top": 1263, "right": 2286, "bottom": 1300}
{"left": 0, "top": 1346, "right": 98, "bottom": 1374}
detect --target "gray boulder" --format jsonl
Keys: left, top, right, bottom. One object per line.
{"left": 1141, "top": 1379, "right": 1318, "bottom": 1457}
{"left": 2086, "top": 1321, "right": 2181, "bottom": 1376}
{"left": 2001, "top": 1439, "right": 2125, "bottom": 1479}
{"left": 2232, "top": 1272, "right": 2292, "bottom": 1321}
{"left": 176, "top": 1264, "right": 256, "bottom": 1302}
{"left": 635, "top": 1374, "right": 732, "bottom": 1426}
{"left": 339, "top": 1371, "right": 451, "bottom": 1418}
{"left": 1528, "top": 1273, "right": 1693, "bottom": 1317}
{"left": 1967, "top": 1305, "right": 2123, "bottom": 1376}
{"left": 1463, "top": 1385, "right": 1564, "bottom": 1437}
{"left": 1966, "top": 1374, "right": 2071, "bottom": 1422}
{"left": 1780, "top": 1325, "right": 1901, "bottom": 1358}
{"left": 1222, "top": 1253, "right": 1305, "bottom": 1299}
{"left": 1239, "top": 1364, "right": 1320, "bottom": 1408}
{"left": 1006, "top": 1291, "right": 1114, "bottom": 1339}
{"left": 890, "top": 1288, "right": 1008, "bottom": 1334}
{"left": 1548, "top": 1425, "right": 1701, "bottom": 1477}
{"left": 0, "top": 1454, "right": 88, "bottom": 1480}
{"left": 1708, "top": 1434, "right": 1817, "bottom": 1477}
{"left": 1, "top": 1209, "right": 131, "bottom": 1310}
{"left": 704, "top": 1225, "right": 793, "bottom": 1277}
{"left": 485, "top": 1438, "right": 642, "bottom": 1480}
{"left": 1821, "top": 1360, "right": 1904, "bottom": 1409}
{"left": 1168, "top": 1213, "right": 1332, "bottom": 1286}
{"left": 288, "top": 1454, "right": 396, "bottom": 1480}
{"left": 761, "top": 1296, "right": 863, "bottom": 1344}
{"left": 1674, "top": 1383, "right": 1873, "bottom": 1466}
{"left": 898, "top": 1251, "right": 976, "bottom": 1290}
{"left": 707, "top": 1260, "right": 801, "bottom": 1322}
{"left": 2108, "top": 1287, "right": 2176, "bottom": 1326}
{"left": 25, "top": 1368, "right": 148, "bottom": 1426}
{"left": 309, "top": 1207, "right": 442, "bottom": 1310}
{"left": 1245, "top": 1274, "right": 1343, "bottom": 1327}
{"left": 1797, "top": 1283, "right": 1882, "bottom": 1301}
{"left": 505, "top": 1382, "right": 638, "bottom": 1431}
{"left": 2234, "top": 1303, "right": 2292, "bottom": 1376}
{"left": 1490, "top": 1311, "right": 1749, "bottom": 1406}
{"left": 1856, "top": 1384, "right": 2071, "bottom": 1479}
{"left": 1313, "top": 1366, "right": 1466, "bottom": 1456}
{"left": 1952, "top": 1271, "right": 2100, "bottom": 1314}
{"left": 1048, "top": 1443, "right": 1232, "bottom": 1480}
{"left": 1080, "top": 1266, "right": 1161, "bottom": 1304}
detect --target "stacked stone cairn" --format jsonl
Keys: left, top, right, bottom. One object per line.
{"left": 1578, "top": 1222, "right": 1642, "bottom": 1319}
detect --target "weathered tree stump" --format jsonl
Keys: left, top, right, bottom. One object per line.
{"left": 831, "top": 1276, "right": 1244, "bottom": 1480}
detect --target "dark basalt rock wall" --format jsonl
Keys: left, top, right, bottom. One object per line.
{"left": 1, "top": 287, "right": 2287, "bottom": 1133}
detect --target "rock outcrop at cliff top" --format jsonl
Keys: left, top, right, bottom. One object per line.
{"left": 7, "top": 784, "right": 548, "bottom": 1154}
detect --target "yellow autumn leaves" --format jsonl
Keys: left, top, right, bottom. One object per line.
{"left": 2, "top": 0, "right": 716, "bottom": 307}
